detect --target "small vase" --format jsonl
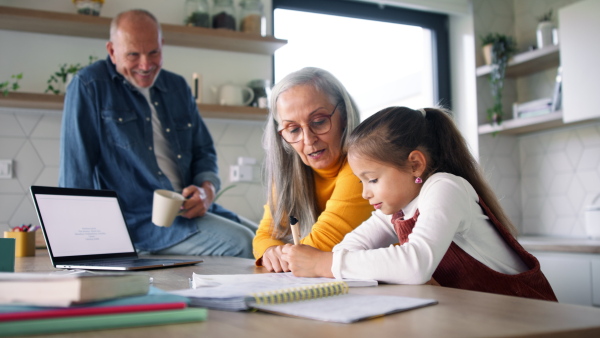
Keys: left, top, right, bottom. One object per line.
{"left": 482, "top": 44, "right": 492, "bottom": 65}
{"left": 536, "top": 21, "right": 554, "bottom": 49}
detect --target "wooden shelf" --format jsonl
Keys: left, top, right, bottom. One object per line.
{"left": 196, "top": 104, "right": 267, "bottom": 121}
{"left": 478, "top": 111, "right": 564, "bottom": 135}
{"left": 0, "top": 92, "right": 268, "bottom": 120}
{"left": 0, "top": 6, "right": 287, "bottom": 55}
{"left": 476, "top": 45, "right": 560, "bottom": 78}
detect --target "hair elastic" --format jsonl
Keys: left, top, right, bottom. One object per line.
{"left": 418, "top": 108, "right": 426, "bottom": 117}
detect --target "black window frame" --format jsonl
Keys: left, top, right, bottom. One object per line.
{"left": 272, "top": 0, "right": 451, "bottom": 109}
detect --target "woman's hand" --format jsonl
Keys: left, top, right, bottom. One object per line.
{"left": 281, "top": 245, "right": 334, "bottom": 278}
{"left": 261, "top": 245, "right": 291, "bottom": 272}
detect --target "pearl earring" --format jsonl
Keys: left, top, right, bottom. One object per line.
{"left": 415, "top": 177, "right": 423, "bottom": 184}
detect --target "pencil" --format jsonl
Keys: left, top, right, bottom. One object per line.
{"left": 289, "top": 216, "right": 300, "bottom": 245}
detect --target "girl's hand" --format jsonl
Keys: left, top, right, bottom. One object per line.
{"left": 282, "top": 245, "right": 334, "bottom": 278}
{"left": 424, "top": 278, "right": 440, "bottom": 286}
{"left": 261, "top": 245, "right": 291, "bottom": 272}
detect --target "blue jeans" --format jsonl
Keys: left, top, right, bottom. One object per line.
{"left": 142, "top": 212, "right": 256, "bottom": 258}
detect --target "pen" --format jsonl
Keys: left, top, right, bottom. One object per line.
{"left": 289, "top": 216, "right": 300, "bottom": 245}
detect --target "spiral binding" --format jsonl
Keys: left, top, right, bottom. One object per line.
{"left": 250, "top": 281, "right": 349, "bottom": 305}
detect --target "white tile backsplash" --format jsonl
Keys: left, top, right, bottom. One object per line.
{"left": 0, "top": 108, "right": 266, "bottom": 231}
{"left": 517, "top": 122, "right": 600, "bottom": 236}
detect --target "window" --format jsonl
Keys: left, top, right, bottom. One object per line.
{"left": 273, "top": 0, "right": 450, "bottom": 119}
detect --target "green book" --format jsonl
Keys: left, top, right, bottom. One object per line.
{"left": 0, "top": 308, "right": 207, "bottom": 337}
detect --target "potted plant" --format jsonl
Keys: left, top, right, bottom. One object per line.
{"left": 536, "top": 9, "right": 554, "bottom": 49}
{"left": 480, "top": 33, "right": 517, "bottom": 125}
{"left": 45, "top": 56, "right": 97, "bottom": 95}
{"left": 0, "top": 73, "right": 23, "bottom": 97}
{"left": 480, "top": 33, "right": 495, "bottom": 65}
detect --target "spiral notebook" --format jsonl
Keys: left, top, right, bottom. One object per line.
{"left": 246, "top": 282, "right": 437, "bottom": 323}
{"left": 170, "top": 273, "right": 437, "bottom": 323}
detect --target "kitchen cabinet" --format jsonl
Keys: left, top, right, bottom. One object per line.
{"left": 558, "top": 0, "right": 600, "bottom": 123}
{"left": 0, "top": 5, "right": 284, "bottom": 119}
{"left": 530, "top": 251, "right": 599, "bottom": 307}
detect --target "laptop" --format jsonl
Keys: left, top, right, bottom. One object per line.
{"left": 30, "top": 185, "right": 203, "bottom": 271}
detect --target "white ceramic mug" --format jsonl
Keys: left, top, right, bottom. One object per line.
{"left": 215, "top": 83, "right": 254, "bottom": 106}
{"left": 152, "top": 189, "right": 186, "bottom": 227}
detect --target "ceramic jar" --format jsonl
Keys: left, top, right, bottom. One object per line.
{"left": 536, "top": 21, "right": 554, "bottom": 49}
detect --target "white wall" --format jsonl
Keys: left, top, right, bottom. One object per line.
{"left": 0, "top": 0, "right": 270, "bottom": 229}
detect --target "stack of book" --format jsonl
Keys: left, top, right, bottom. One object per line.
{"left": 0, "top": 272, "right": 206, "bottom": 336}
{"left": 513, "top": 97, "right": 553, "bottom": 119}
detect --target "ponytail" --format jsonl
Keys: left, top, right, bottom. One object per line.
{"left": 348, "top": 106, "right": 517, "bottom": 236}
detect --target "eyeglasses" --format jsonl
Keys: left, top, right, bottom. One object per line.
{"left": 278, "top": 103, "right": 339, "bottom": 144}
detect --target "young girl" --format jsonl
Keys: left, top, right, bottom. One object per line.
{"left": 282, "top": 106, "right": 557, "bottom": 301}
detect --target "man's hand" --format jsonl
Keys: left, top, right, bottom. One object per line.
{"left": 261, "top": 245, "right": 291, "bottom": 273}
{"left": 180, "top": 182, "right": 215, "bottom": 219}
{"left": 281, "top": 245, "right": 334, "bottom": 278}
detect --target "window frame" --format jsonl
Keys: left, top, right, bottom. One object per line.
{"left": 272, "top": 0, "right": 451, "bottom": 109}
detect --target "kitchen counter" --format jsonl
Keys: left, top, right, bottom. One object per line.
{"left": 519, "top": 236, "right": 600, "bottom": 254}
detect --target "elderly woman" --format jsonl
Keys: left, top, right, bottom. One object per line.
{"left": 253, "top": 67, "right": 373, "bottom": 272}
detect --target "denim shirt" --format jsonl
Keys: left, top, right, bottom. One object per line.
{"left": 59, "top": 56, "right": 234, "bottom": 251}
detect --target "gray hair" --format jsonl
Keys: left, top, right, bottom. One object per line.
{"left": 263, "top": 67, "right": 360, "bottom": 241}
{"left": 110, "top": 9, "right": 162, "bottom": 41}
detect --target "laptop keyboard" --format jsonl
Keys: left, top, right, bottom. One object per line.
{"left": 71, "top": 258, "right": 177, "bottom": 267}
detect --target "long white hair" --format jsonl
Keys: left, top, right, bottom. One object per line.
{"left": 263, "top": 67, "right": 360, "bottom": 240}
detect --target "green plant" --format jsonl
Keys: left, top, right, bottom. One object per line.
{"left": 214, "top": 184, "right": 237, "bottom": 202}
{"left": 0, "top": 73, "right": 23, "bottom": 96}
{"left": 45, "top": 55, "right": 97, "bottom": 95}
{"left": 537, "top": 9, "right": 553, "bottom": 22}
{"left": 480, "top": 33, "right": 517, "bottom": 125}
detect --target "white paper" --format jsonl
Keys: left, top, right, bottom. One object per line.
{"left": 250, "top": 294, "right": 437, "bottom": 323}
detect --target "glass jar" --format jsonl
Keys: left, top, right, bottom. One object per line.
{"left": 72, "top": 0, "right": 103, "bottom": 16}
{"left": 184, "top": 0, "right": 210, "bottom": 28}
{"left": 212, "top": 0, "right": 236, "bottom": 30}
{"left": 239, "top": 0, "right": 265, "bottom": 35}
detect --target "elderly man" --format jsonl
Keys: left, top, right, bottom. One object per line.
{"left": 59, "top": 9, "right": 255, "bottom": 257}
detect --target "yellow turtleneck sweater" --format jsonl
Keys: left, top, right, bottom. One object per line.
{"left": 252, "top": 157, "right": 373, "bottom": 262}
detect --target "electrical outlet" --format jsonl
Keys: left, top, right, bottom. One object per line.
{"left": 229, "top": 165, "right": 253, "bottom": 182}
{"left": 0, "top": 159, "right": 13, "bottom": 179}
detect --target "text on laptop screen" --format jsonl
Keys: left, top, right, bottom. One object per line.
{"left": 35, "top": 194, "right": 135, "bottom": 257}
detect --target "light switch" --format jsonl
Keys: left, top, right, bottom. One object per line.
{"left": 0, "top": 159, "right": 13, "bottom": 179}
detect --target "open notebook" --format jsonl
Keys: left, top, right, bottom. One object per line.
{"left": 170, "top": 273, "right": 436, "bottom": 323}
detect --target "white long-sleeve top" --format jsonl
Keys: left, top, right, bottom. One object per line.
{"left": 331, "top": 172, "right": 528, "bottom": 284}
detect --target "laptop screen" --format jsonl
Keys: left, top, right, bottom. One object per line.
{"left": 32, "top": 191, "right": 136, "bottom": 257}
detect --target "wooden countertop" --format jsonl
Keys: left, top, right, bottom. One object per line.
{"left": 519, "top": 236, "right": 600, "bottom": 254}
{"left": 10, "top": 250, "right": 600, "bottom": 337}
